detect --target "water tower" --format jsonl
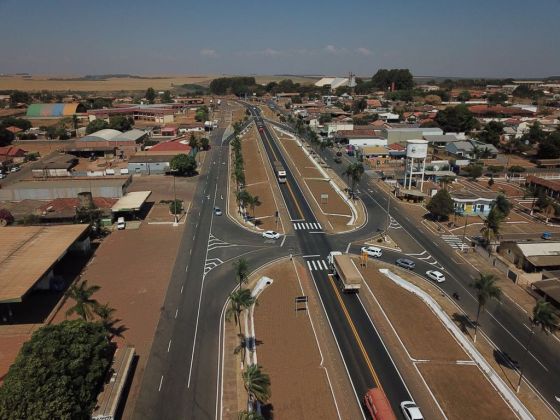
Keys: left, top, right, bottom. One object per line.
{"left": 404, "top": 139, "right": 428, "bottom": 191}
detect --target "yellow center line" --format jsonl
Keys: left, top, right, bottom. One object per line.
{"left": 328, "top": 274, "right": 384, "bottom": 392}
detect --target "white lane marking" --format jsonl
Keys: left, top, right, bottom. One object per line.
{"left": 321, "top": 260, "right": 329, "bottom": 270}
{"left": 167, "top": 339, "right": 172, "bottom": 352}
{"left": 307, "top": 261, "right": 312, "bottom": 271}
{"left": 312, "top": 260, "right": 318, "bottom": 270}
{"left": 158, "top": 375, "right": 164, "bottom": 392}
{"left": 180, "top": 285, "right": 184, "bottom": 294}
{"left": 280, "top": 236, "right": 286, "bottom": 247}
{"left": 294, "top": 223, "right": 300, "bottom": 230}
{"left": 175, "top": 308, "right": 179, "bottom": 318}
{"left": 303, "top": 254, "right": 321, "bottom": 258}
{"left": 306, "top": 223, "right": 311, "bottom": 229}
{"left": 345, "top": 242, "right": 352, "bottom": 253}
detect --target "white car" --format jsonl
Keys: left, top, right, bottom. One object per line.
{"left": 10, "top": 166, "right": 20, "bottom": 172}
{"left": 361, "top": 246, "right": 383, "bottom": 258}
{"left": 262, "top": 230, "right": 281, "bottom": 240}
{"left": 426, "top": 270, "right": 446, "bottom": 283}
{"left": 401, "top": 401, "right": 424, "bottom": 420}
{"left": 116, "top": 217, "right": 126, "bottom": 230}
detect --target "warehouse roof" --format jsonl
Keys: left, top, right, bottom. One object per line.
{"left": 128, "top": 155, "right": 174, "bottom": 163}
{"left": 0, "top": 224, "right": 89, "bottom": 303}
{"left": 26, "top": 103, "right": 87, "bottom": 118}
{"left": 111, "top": 191, "right": 152, "bottom": 212}
{"left": 80, "top": 129, "right": 122, "bottom": 142}
{"left": 112, "top": 129, "right": 148, "bottom": 142}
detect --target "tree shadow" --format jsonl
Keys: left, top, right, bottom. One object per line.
{"left": 493, "top": 349, "right": 519, "bottom": 389}
{"left": 261, "top": 403, "right": 274, "bottom": 419}
{"left": 452, "top": 312, "right": 473, "bottom": 337}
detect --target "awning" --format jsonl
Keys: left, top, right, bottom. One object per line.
{"left": 111, "top": 191, "right": 152, "bottom": 212}
{"left": 532, "top": 279, "right": 560, "bottom": 303}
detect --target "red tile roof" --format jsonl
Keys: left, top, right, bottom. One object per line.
{"left": 149, "top": 139, "right": 192, "bottom": 152}
{"left": 468, "top": 105, "right": 534, "bottom": 116}
{"left": 388, "top": 143, "right": 406, "bottom": 151}
{"left": 0, "top": 146, "right": 26, "bottom": 157}
{"left": 5, "top": 126, "right": 22, "bottom": 133}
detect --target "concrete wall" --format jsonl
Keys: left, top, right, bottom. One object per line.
{"left": 128, "top": 161, "right": 170, "bottom": 174}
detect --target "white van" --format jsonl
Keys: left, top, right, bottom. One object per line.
{"left": 116, "top": 217, "right": 126, "bottom": 230}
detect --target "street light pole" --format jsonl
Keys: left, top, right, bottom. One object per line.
{"left": 173, "top": 174, "right": 178, "bottom": 226}
{"left": 384, "top": 186, "right": 391, "bottom": 240}
{"left": 461, "top": 212, "right": 469, "bottom": 251}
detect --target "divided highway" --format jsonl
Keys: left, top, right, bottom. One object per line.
{"left": 250, "top": 106, "right": 411, "bottom": 416}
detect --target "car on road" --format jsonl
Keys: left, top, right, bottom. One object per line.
{"left": 214, "top": 207, "right": 223, "bottom": 216}
{"left": 361, "top": 246, "right": 383, "bottom": 258}
{"left": 116, "top": 217, "right": 126, "bottom": 230}
{"left": 400, "top": 401, "right": 423, "bottom": 420}
{"left": 10, "top": 166, "right": 20, "bottom": 173}
{"left": 542, "top": 232, "right": 552, "bottom": 240}
{"left": 396, "top": 258, "right": 415, "bottom": 270}
{"left": 262, "top": 230, "right": 281, "bottom": 240}
{"left": 0, "top": 173, "right": 5, "bottom": 179}
{"left": 426, "top": 270, "right": 446, "bottom": 283}
{"left": 334, "top": 156, "right": 342, "bottom": 164}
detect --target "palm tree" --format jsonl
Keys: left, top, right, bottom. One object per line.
{"left": 344, "top": 162, "right": 364, "bottom": 197}
{"left": 94, "top": 303, "right": 127, "bottom": 339}
{"left": 470, "top": 274, "right": 502, "bottom": 342}
{"left": 189, "top": 134, "right": 200, "bottom": 155}
{"left": 242, "top": 364, "right": 271, "bottom": 412}
{"left": 516, "top": 300, "right": 558, "bottom": 392}
{"left": 480, "top": 207, "right": 504, "bottom": 251}
{"left": 65, "top": 280, "right": 101, "bottom": 321}
{"left": 226, "top": 289, "right": 256, "bottom": 364}
{"left": 233, "top": 258, "right": 249, "bottom": 290}
{"left": 439, "top": 175, "right": 454, "bottom": 190}
{"left": 248, "top": 195, "right": 261, "bottom": 219}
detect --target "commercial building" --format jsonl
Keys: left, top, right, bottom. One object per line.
{"left": 382, "top": 127, "right": 443, "bottom": 144}
{"left": 87, "top": 104, "right": 193, "bottom": 124}
{"left": 31, "top": 154, "right": 78, "bottom": 178}
{"left": 499, "top": 241, "right": 560, "bottom": 273}
{"left": 451, "top": 190, "right": 497, "bottom": 216}
{"left": 0, "top": 177, "right": 131, "bottom": 200}
{"left": 445, "top": 140, "right": 499, "bottom": 160}
{"left": 128, "top": 155, "right": 174, "bottom": 174}
{"left": 66, "top": 129, "right": 149, "bottom": 158}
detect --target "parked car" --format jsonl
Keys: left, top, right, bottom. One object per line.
{"left": 0, "top": 173, "right": 5, "bottom": 179}
{"left": 116, "top": 217, "right": 126, "bottom": 230}
{"left": 396, "top": 258, "right": 415, "bottom": 270}
{"left": 400, "top": 401, "right": 423, "bottom": 420}
{"left": 214, "top": 207, "right": 223, "bottom": 216}
{"left": 361, "top": 246, "right": 383, "bottom": 258}
{"left": 542, "top": 232, "right": 552, "bottom": 240}
{"left": 10, "top": 166, "right": 20, "bottom": 172}
{"left": 426, "top": 270, "right": 446, "bottom": 283}
{"left": 262, "top": 230, "right": 281, "bottom": 240}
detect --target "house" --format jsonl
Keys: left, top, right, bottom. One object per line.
{"left": 451, "top": 190, "right": 497, "bottom": 216}
{"left": 31, "top": 154, "right": 78, "bottom": 178}
{"left": 161, "top": 126, "right": 178, "bottom": 136}
{"left": 335, "top": 130, "right": 385, "bottom": 147}
{"left": 383, "top": 127, "right": 443, "bottom": 144}
{"left": 445, "top": 140, "right": 499, "bottom": 160}
{"left": 5, "top": 126, "right": 22, "bottom": 134}
{"left": 526, "top": 175, "right": 560, "bottom": 200}
{"left": 127, "top": 155, "right": 174, "bottom": 174}
{"left": 359, "top": 146, "right": 389, "bottom": 158}
{"left": 499, "top": 241, "right": 560, "bottom": 273}
{"left": 366, "top": 99, "right": 382, "bottom": 109}
{"left": 0, "top": 146, "right": 26, "bottom": 160}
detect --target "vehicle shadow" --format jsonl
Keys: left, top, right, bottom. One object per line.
{"left": 452, "top": 312, "right": 473, "bottom": 337}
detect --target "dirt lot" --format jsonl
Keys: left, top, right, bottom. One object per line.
{"left": 418, "top": 364, "right": 515, "bottom": 420}
{"left": 52, "top": 223, "right": 183, "bottom": 419}
{"left": 223, "top": 258, "right": 339, "bottom": 420}
{"left": 357, "top": 259, "right": 516, "bottom": 419}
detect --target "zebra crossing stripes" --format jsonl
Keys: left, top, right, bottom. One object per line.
{"left": 306, "top": 259, "right": 329, "bottom": 271}
{"left": 441, "top": 234, "right": 466, "bottom": 250}
{"left": 294, "top": 221, "right": 322, "bottom": 231}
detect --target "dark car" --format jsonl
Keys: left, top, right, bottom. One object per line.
{"left": 396, "top": 258, "right": 416, "bottom": 270}
{"left": 334, "top": 157, "right": 342, "bottom": 164}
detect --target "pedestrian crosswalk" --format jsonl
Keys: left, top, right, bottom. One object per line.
{"left": 306, "top": 259, "right": 329, "bottom": 271}
{"left": 441, "top": 234, "right": 467, "bottom": 250}
{"left": 293, "top": 221, "right": 322, "bottom": 231}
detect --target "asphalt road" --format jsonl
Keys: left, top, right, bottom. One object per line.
{"left": 251, "top": 107, "right": 411, "bottom": 416}
{"left": 294, "top": 122, "right": 560, "bottom": 417}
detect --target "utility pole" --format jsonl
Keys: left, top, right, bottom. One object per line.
{"left": 173, "top": 174, "right": 178, "bottom": 226}
{"left": 384, "top": 186, "right": 391, "bottom": 240}
{"left": 461, "top": 212, "right": 469, "bottom": 251}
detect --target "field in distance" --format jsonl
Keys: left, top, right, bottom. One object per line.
{"left": 0, "top": 74, "right": 318, "bottom": 92}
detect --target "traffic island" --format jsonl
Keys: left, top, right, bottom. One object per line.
{"left": 270, "top": 125, "right": 366, "bottom": 233}
{"left": 221, "top": 257, "right": 358, "bottom": 419}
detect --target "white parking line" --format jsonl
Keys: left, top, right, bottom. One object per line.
{"left": 158, "top": 375, "right": 164, "bottom": 392}
{"left": 167, "top": 339, "right": 172, "bottom": 352}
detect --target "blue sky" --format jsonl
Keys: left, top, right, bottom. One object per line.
{"left": 1, "top": 0, "right": 559, "bottom": 78}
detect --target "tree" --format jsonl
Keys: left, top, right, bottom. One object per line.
{"left": 487, "top": 92, "right": 508, "bottom": 105}
{"left": 318, "top": 113, "right": 332, "bottom": 124}
{"left": 0, "top": 208, "right": 15, "bottom": 226}
{"left": 516, "top": 300, "right": 558, "bottom": 392}
{"left": 242, "top": 364, "right": 271, "bottom": 411}
{"left": 478, "top": 121, "right": 504, "bottom": 146}
{"left": 109, "top": 115, "right": 133, "bottom": 132}
{"left": 86, "top": 119, "right": 109, "bottom": 134}
{"left": 161, "top": 90, "right": 172, "bottom": 103}
{"left": 145, "top": 87, "right": 156, "bottom": 104}
{"left": 494, "top": 194, "right": 512, "bottom": 217}
{"left": 480, "top": 206, "right": 504, "bottom": 247}
{"left": 169, "top": 199, "right": 183, "bottom": 214}
{"left": 236, "top": 189, "right": 251, "bottom": 216}
{"left": 0, "top": 128, "right": 14, "bottom": 146}
{"left": 65, "top": 280, "right": 101, "bottom": 321}
{"left": 457, "top": 90, "right": 471, "bottom": 102}
{"left": 426, "top": 189, "right": 455, "bottom": 221}
{"left": 248, "top": 194, "right": 261, "bottom": 219}
{"left": 343, "top": 162, "right": 364, "bottom": 196}
{"left": 352, "top": 98, "right": 367, "bottom": 114}
{"left": 9, "top": 90, "right": 31, "bottom": 105}
{"left": 371, "top": 69, "right": 413, "bottom": 91}
{"left": 0, "top": 320, "right": 112, "bottom": 420}
{"left": 233, "top": 258, "right": 249, "bottom": 290}
{"left": 200, "top": 137, "right": 210, "bottom": 150}
{"left": 435, "top": 105, "right": 478, "bottom": 133}
{"left": 470, "top": 274, "right": 502, "bottom": 342}
{"left": 189, "top": 133, "right": 201, "bottom": 154}
{"left": 170, "top": 153, "right": 197, "bottom": 176}
{"left": 238, "top": 410, "right": 265, "bottom": 420}
{"left": 195, "top": 105, "right": 209, "bottom": 122}
{"left": 462, "top": 164, "right": 483, "bottom": 180}
{"left": 226, "top": 288, "right": 256, "bottom": 365}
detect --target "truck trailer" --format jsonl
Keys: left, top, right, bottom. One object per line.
{"left": 328, "top": 251, "right": 362, "bottom": 292}
{"left": 273, "top": 161, "right": 287, "bottom": 183}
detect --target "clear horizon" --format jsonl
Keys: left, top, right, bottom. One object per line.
{"left": 1, "top": 0, "right": 559, "bottom": 79}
